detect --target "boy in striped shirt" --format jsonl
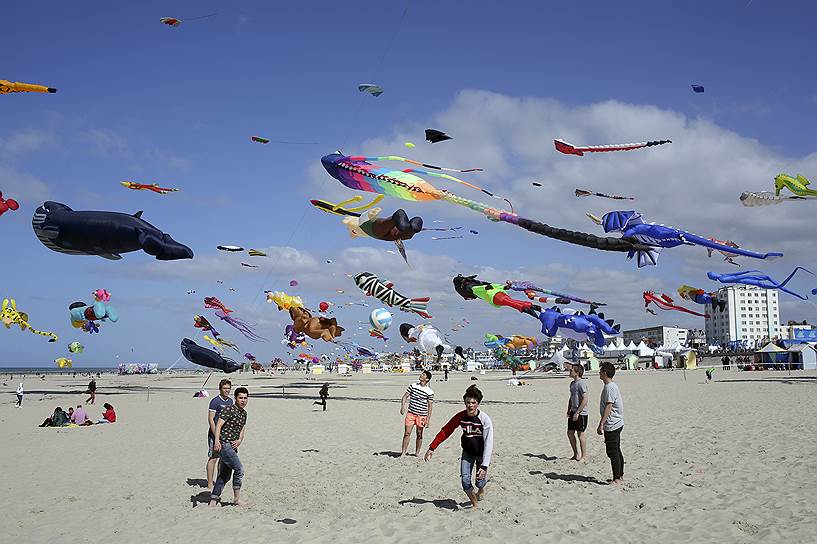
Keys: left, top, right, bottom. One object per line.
{"left": 400, "top": 371, "right": 434, "bottom": 457}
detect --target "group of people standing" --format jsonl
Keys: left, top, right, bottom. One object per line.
{"left": 201, "top": 362, "right": 625, "bottom": 509}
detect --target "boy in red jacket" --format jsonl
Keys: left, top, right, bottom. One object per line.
{"left": 424, "top": 385, "right": 494, "bottom": 509}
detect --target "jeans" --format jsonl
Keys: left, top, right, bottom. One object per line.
{"left": 604, "top": 426, "right": 625, "bottom": 480}
{"left": 211, "top": 442, "right": 244, "bottom": 500}
{"left": 460, "top": 453, "right": 488, "bottom": 492}
{"left": 16, "top": 394, "right": 22, "bottom": 406}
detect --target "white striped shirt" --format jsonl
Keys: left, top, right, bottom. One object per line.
{"left": 406, "top": 383, "right": 434, "bottom": 416}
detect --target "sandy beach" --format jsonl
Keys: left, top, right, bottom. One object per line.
{"left": 2, "top": 368, "right": 815, "bottom": 544}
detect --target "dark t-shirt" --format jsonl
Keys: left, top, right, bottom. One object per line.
{"left": 208, "top": 395, "right": 233, "bottom": 437}
{"left": 218, "top": 405, "right": 247, "bottom": 443}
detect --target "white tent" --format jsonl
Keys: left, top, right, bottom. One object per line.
{"left": 636, "top": 341, "right": 654, "bottom": 357}
{"left": 787, "top": 344, "right": 817, "bottom": 370}
{"left": 625, "top": 340, "right": 638, "bottom": 351}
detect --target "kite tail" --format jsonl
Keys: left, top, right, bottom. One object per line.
{"left": 777, "top": 266, "right": 814, "bottom": 288}
{"left": 24, "top": 322, "right": 58, "bottom": 342}
{"left": 683, "top": 233, "right": 784, "bottom": 261}
{"left": 406, "top": 297, "right": 431, "bottom": 318}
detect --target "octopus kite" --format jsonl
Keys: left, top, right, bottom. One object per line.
{"left": 587, "top": 211, "right": 782, "bottom": 267}
{"left": 283, "top": 324, "right": 308, "bottom": 349}
{"left": 643, "top": 291, "right": 708, "bottom": 318}
{"left": 321, "top": 153, "right": 676, "bottom": 260}
{"left": 354, "top": 272, "right": 431, "bottom": 318}
{"left": 707, "top": 268, "right": 813, "bottom": 300}
{"left": 214, "top": 311, "right": 266, "bottom": 342}
{"left": 554, "top": 138, "right": 671, "bottom": 156}
{"left": 1, "top": 80, "right": 57, "bottom": 94}
{"left": 1, "top": 298, "right": 58, "bottom": 342}
{"left": 677, "top": 285, "right": 726, "bottom": 312}
{"left": 204, "top": 297, "right": 232, "bottom": 314}
{"left": 453, "top": 275, "right": 540, "bottom": 317}
{"left": 120, "top": 182, "right": 179, "bottom": 195}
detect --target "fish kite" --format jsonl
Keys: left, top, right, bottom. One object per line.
{"left": 691, "top": 84, "right": 705, "bottom": 93}
{"left": 0, "top": 192, "right": 19, "bottom": 217}
{"left": 248, "top": 249, "right": 267, "bottom": 257}
{"left": 1, "top": 80, "right": 57, "bottom": 94}
{"left": 217, "top": 245, "right": 244, "bottom": 252}
{"left": 251, "top": 136, "right": 270, "bottom": 144}
{"left": 425, "top": 129, "right": 452, "bottom": 143}
{"left": 554, "top": 138, "right": 671, "bottom": 156}
{"left": 707, "top": 268, "right": 813, "bottom": 300}
{"left": 68, "top": 341, "right": 84, "bottom": 353}
{"left": 643, "top": 291, "right": 708, "bottom": 318}
{"left": 181, "top": 338, "right": 242, "bottom": 373}
{"left": 32, "top": 201, "right": 193, "bottom": 260}
{"left": 575, "top": 189, "right": 635, "bottom": 201}
{"left": 160, "top": 13, "right": 217, "bottom": 27}
{"left": 354, "top": 272, "right": 431, "bottom": 318}
{"left": 55, "top": 357, "right": 72, "bottom": 368}
{"left": 194, "top": 315, "right": 220, "bottom": 337}
{"left": 587, "top": 211, "right": 782, "bottom": 267}
{"left": 241, "top": 262, "right": 259, "bottom": 268}
{"left": 120, "top": 182, "right": 179, "bottom": 195}
{"left": 677, "top": 285, "right": 726, "bottom": 312}
{"left": 358, "top": 83, "right": 383, "bottom": 96}
{"left": 1, "top": 298, "right": 58, "bottom": 342}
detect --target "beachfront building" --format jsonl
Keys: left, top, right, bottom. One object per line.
{"left": 704, "top": 285, "right": 781, "bottom": 348}
{"left": 779, "top": 320, "right": 817, "bottom": 341}
{"left": 622, "top": 326, "right": 689, "bottom": 347}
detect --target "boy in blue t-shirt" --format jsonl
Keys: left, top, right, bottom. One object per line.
{"left": 207, "top": 379, "right": 233, "bottom": 488}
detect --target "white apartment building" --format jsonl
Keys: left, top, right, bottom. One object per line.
{"left": 622, "top": 326, "right": 689, "bottom": 347}
{"left": 704, "top": 285, "right": 780, "bottom": 347}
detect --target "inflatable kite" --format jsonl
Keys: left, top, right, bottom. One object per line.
{"left": 54, "top": 357, "right": 72, "bottom": 368}
{"left": 32, "top": 202, "right": 193, "bottom": 260}
{"left": 266, "top": 291, "right": 304, "bottom": 310}
{"left": 289, "top": 307, "right": 344, "bottom": 342}
{"left": 322, "top": 153, "right": 667, "bottom": 259}
{"left": 691, "top": 84, "right": 705, "bottom": 93}
{"left": 0, "top": 192, "right": 19, "bottom": 217}
{"left": 194, "top": 315, "right": 220, "bottom": 337}
{"left": 587, "top": 211, "right": 783, "bottom": 267}
{"left": 217, "top": 245, "right": 244, "bottom": 252}
{"left": 354, "top": 272, "right": 431, "bottom": 318}
{"left": 202, "top": 334, "right": 239, "bottom": 353}
{"left": 1, "top": 298, "right": 58, "bottom": 342}
{"left": 180, "top": 338, "right": 242, "bottom": 373}
{"left": 707, "top": 268, "right": 813, "bottom": 300}
{"left": 400, "top": 323, "right": 462, "bottom": 362}
{"left": 358, "top": 83, "right": 383, "bottom": 96}
{"left": 538, "top": 307, "right": 620, "bottom": 348}
{"left": 69, "top": 289, "right": 119, "bottom": 331}
{"left": 453, "top": 275, "right": 540, "bottom": 317}
{"left": 251, "top": 136, "right": 270, "bottom": 144}
{"left": 677, "top": 285, "right": 726, "bottom": 312}
{"left": 741, "top": 174, "right": 817, "bottom": 206}
{"left": 554, "top": 138, "right": 671, "bottom": 156}
{"left": 705, "top": 237, "right": 742, "bottom": 266}
{"left": 120, "top": 181, "right": 179, "bottom": 195}
{"left": 425, "top": 129, "right": 452, "bottom": 143}
{"left": 160, "top": 13, "right": 216, "bottom": 27}
{"left": 248, "top": 249, "right": 266, "bottom": 257}
{"left": 643, "top": 291, "right": 708, "bottom": 318}
{"left": 214, "top": 311, "right": 266, "bottom": 342}
{"left": 204, "top": 297, "right": 232, "bottom": 314}
{"left": 283, "top": 324, "right": 308, "bottom": 349}
{"left": 240, "top": 263, "right": 258, "bottom": 268}
{"left": 483, "top": 333, "right": 512, "bottom": 350}
{"left": 505, "top": 280, "right": 606, "bottom": 309}
{"left": 68, "top": 341, "right": 84, "bottom": 353}
{"left": 575, "top": 189, "right": 634, "bottom": 201}
{"left": 1, "top": 80, "right": 57, "bottom": 94}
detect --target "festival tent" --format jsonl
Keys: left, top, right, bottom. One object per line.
{"left": 636, "top": 341, "right": 654, "bottom": 357}
{"left": 787, "top": 344, "right": 816, "bottom": 370}
{"left": 675, "top": 349, "right": 697, "bottom": 369}
{"left": 625, "top": 340, "right": 638, "bottom": 351}
{"left": 756, "top": 342, "right": 788, "bottom": 367}
{"left": 621, "top": 353, "right": 640, "bottom": 370}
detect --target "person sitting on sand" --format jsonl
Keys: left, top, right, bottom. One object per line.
{"left": 39, "top": 407, "right": 70, "bottom": 427}
{"left": 313, "top": 383, "right": 329, "bottom": 411}
{"left": 424, "top": 385, "right": 493, "bottom": 509}
{"left": 71, "top": 404, "right": 93, "bottom": 426}
{"left": 97, "top": 403, "right": 116, "bottom": 423}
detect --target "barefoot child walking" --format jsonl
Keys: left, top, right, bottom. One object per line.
{"left": 400, "top": 371, "right": 434, "bottom": 456}
{"left": 424, "top": 385, "right": 493, "bottom": 509}
{"left": 566, "top": 363, "right": 589, "bottom": 461}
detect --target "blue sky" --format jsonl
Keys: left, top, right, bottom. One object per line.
{"left": 3, "top": 0, "right": 817, "bottom": 366}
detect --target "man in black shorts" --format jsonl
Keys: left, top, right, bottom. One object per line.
{"left": 566, "top": 363, "right": 589, "bottom": 462}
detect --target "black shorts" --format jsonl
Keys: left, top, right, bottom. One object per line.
{"left": 567, "top": 414, "right": 588, "bottom": 432}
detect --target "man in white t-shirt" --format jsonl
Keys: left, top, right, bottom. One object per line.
{"left": 597, "top": 362, "right": 625, "bottom": 484}
{"left": 400, "top": 371, "right": 434, "bottom": 457}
